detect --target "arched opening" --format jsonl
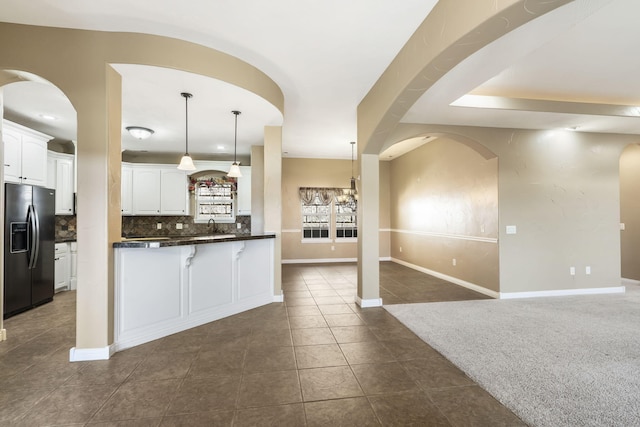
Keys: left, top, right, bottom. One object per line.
{"left": 380, "top": 133, "right": 499, "bottom": 297}
{"left": 1, "top": 70, "right": 78, "bottom": 350}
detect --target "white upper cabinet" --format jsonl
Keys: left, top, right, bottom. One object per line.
{"left": 132, "top": 166, "right": 161, "bottom": 215}
{"left": 160, "top": 168, "right": 188, "bottom": 215}
{"left": 47, "top": 151, "right": 75, "bottom": 215}
{"left": 124, "top": 163, "right": 188, "bottom": 216}
{"left": 237, "top": 166, "right": 252, "bottom": 216}
{"left": 3, "top": 120, "right": 52, "bottom": 186}
{"left": 121, "top": 164, "right": 133, "bottom": 215}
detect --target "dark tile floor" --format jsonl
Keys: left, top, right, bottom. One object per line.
{"left": 0, "top": 262, "right": 525, "bottom": 426}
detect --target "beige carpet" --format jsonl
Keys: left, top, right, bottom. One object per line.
{"left": 385, "top": 284, "right": 640, "bottom": 427}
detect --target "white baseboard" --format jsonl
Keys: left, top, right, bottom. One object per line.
{"left": 499, "top": 286, "right": 626, "bottom": 299}
{"left": 356, "top": 296, "right": 383, "bottom": 308}
{"left": 0, "top": 328, "right": 6, "bottom": 341}
{"left": 283, "top": 258, "right": 357, "bottom": 264}
{"left": 283, "top": 257, "right": 391, "bottom": 264}
{"left": 391, "top": 257, "right": 499, "bottom": 299}
{"left": 273, "top": 294, "right": 284, "bottom": 303}
{"left": 69, "top": 344, "right": 115, "bottom": 362}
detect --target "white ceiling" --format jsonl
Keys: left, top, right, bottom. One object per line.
{"left": 2, "top": 0, "right": 640, "bottom": 162}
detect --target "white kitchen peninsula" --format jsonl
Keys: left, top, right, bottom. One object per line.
{"left": 113, "top": 234, "right": 276, "bottom": 351}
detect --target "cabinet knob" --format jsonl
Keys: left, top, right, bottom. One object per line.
{"left": 3, "top": 164, "right": 9, "bottom": 167}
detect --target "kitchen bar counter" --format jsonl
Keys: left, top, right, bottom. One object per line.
{"left": 113, "top": 233, "right": 274, "bottom": 248}
{"left": 111, "top": 232, "right": 277, "bottom": 354}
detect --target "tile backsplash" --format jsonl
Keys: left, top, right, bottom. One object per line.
{"left": 54, "top": 214, "right": 251, "bottom": 241}
{"left": 121, "top": 215, "right": 251, "bottom": 238}
{"left": 55, "top": 215, "right": 77, "bottom": 241}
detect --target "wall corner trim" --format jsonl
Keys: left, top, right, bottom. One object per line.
{"left": 499, "top": 286, "right": 626, "bottom": 300}
{"left": 273, "top": 294, "right": 284, "bottom": 303}
{"left": 356, "top": 296, "right": 382, "bottom": 308}
{"left": 0, "top": 329, "right": 6, "bottom": 341}
{"left": 69, "top": 344, "right": 115, "bottom": 362}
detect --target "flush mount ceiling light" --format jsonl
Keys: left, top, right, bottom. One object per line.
{"left": 227, "top": 110, "right": 243, "bottom": 178}
{"left": 126, "top": 126, "right": 154, "bottom": 140}
{"left": 177, "top": 92, "right": 196, "bottom": 171}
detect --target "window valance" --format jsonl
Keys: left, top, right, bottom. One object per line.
{"left": 298, "top": 187, "right": 343, "bottom": 205}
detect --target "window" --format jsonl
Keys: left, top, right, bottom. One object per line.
{"left": 335, "top": 199, "right": 357, "bottom": 239}
{"left": 302, "top": 194, "right": 331, "bottom": 239}
{"left": 300, "top": 187, "right": 357, "bottom": 241}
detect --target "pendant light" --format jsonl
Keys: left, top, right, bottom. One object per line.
{"left": 177, "top": 92, "right": 196, "bottom": 171}
{"left": 227, "top": 110, "right": 243, "bottom": 178}
{"left": 347, "top": 141, "right": 357, "bottom": 195}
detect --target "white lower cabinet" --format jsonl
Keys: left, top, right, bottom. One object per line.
{"left": 114, "top": 238, "right": 274, "bottom": 351}
{"left": 54, "top": 243, "right": 70, "bottom": 292}
{"left": 69, "top": 241, "right": 77, "bottom": 290}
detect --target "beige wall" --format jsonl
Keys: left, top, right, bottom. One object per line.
{"left": 389, "top": 137, "right": 499, "bottom": 292}
{"left": 282, "top": 157, "right": 390, "bottom": 262}
{"left": 620, "top": 144, "right": 640, "bottom": 280}
{"left": 390, "top": 124, "right": 635, "bottom": 294}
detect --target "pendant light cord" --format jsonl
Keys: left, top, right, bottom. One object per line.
{"left": 232, "top": 110, "right": 241, "bottom": 164}
{"left": 181, "top": 92, "right": 193, "bottom": 155}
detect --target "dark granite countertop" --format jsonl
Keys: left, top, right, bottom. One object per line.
{"left": 113, "top": 233, "right": 275, "bottom": 248}
{"left": 55, "top": 238, "right": 77, "bottom": 243}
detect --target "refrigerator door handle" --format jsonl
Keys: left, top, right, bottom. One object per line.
{"left": 27, "top": 204, "right": 41, "bottom": 269}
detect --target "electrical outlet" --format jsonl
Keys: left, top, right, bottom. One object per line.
{"left": 176, "top": 223, "right": 183, "bottom": 230}
{"left": 156, "top": 223, "right": 162, "bottom": 230}
{"left": 331, "top": 246, "right": 335, "bottom": 251}
{"left": 586, "top": 266, "right": 591, "bottom": 275}
{"left": 452, "top": 258, "right": 457, "bottom": 266}
{"left": 399, "top": 246, "right": 403, "bottom": 253}
{"left": 237, "top": 223, "right": 241, "bottom": 229}
{"left": 570, "top": 267, "right": 576, "bottom": 276}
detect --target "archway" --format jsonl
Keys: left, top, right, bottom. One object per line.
{"left": 1, "top": 70, "right": 77, "bottom": 342}
{"left": 381, "top": 131, "right": 500, "bottom": 296}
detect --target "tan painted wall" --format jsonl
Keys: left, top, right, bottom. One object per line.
{"left": 390, "top": 124, "right": 634, "bottom": 294}
{"left": 620, "top": 144, "right": 640, "bottom": 280}
{"left": 282, "top": 157, "right": 390, "bottom": 262}
{"left": 389, "top": 137, "right": 499, "bottom": 292}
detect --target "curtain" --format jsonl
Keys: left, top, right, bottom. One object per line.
{"left": 298, "top": 187, "right": 336, "bottom": 205}
{"left": 317, "top": 188, "right": 334, "bottom": 206}
{"left": 298, "top": 187, "right": 316, "bottom": 204}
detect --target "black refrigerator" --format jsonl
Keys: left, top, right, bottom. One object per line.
{"left": 3, "top": 183, "right": 55, "bottom": 319}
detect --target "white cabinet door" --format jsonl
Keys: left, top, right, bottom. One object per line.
{"left": 236, "top": 166, "right": 251, "bottom": 216}
{"left": 121, "top": 164, "right": 133, "bottom": 215}
{"left": 55, "top": 156, "right": 74, "bottom": 214}
{"left": 3, "top": 128, "right": 21, "bottom": 183}
{"left": 20, "top": 135, "right": 48, "bottom": 186}
{"left": 160, "top": 168, "right": 188, "bottom": 215}
{"left": 3, "top": 120, "right": 52, "bottom": 185}
{"left": 132, "top": 167, "right": 161, "bottom": 215}
{"left": 69, "top": 242, "right": 77, "bottom": 290}
{"left": 54, "top": 243, "right": 70, "bottom": 292}
{"left": 47, "top": 152, "right": 75, "bottom": 215}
